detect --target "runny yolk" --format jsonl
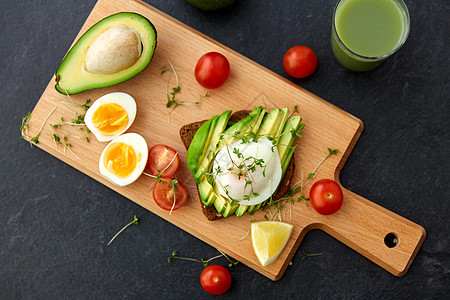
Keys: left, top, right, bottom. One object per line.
{"left": 103, "top": 142, "right": 137, "bottom": 178}
{"left": 92, "top": 103, "right": 129, "bottom": 135}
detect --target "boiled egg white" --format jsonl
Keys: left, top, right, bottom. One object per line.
{"left": 99, "top": 133, "right": 148, "bottom": 187}
{"left": 212, "top": 137, "right": 282, "bottom": 206}
{"left": 84, "top": 92, "right": 137, "bottom": 142}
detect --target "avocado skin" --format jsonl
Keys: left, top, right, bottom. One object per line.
{"left": 55, "top": 12, "right": 157, "bottom": 95}
{"left": 185, "top": 0, "right": 235, "bottom": 10}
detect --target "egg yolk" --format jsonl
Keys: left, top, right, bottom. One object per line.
{"left": 103, "top": 142, "right": 137, "bottom": 178}
{"left": 92, "top": 103, "right": 129, "bottom": 135}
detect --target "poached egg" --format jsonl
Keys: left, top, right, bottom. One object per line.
{"left": 212, "top": 137, "right": 282, "bottom": 205}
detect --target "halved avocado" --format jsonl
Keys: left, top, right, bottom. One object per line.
{"left": 55, "top": 12, "right": 157, "bottom": 95}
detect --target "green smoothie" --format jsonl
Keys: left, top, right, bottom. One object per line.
{"left": 331, "top": 0, "right": 409, "bottom": 72}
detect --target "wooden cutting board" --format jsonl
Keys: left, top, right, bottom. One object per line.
{"left": 24, "top": 0, "right": 425, "bottom": 280}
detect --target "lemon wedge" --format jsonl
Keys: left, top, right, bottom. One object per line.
{"left": 251, "top": 221, "right": 293, "bottom": 267}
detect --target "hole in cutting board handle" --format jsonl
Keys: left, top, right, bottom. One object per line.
{"left": 384, "top": 232, "right": 399, "bottom": 248}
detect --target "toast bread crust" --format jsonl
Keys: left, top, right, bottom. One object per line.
{"left": 179, "top": 110, "right": 295, "bottom": 221}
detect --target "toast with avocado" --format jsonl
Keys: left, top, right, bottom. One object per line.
{"left": 179, "top": 106, "right": 304, "bottom": 221}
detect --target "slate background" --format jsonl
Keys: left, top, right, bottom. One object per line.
{"left": 1, "top": 0, "right": 449, "bottom": 299}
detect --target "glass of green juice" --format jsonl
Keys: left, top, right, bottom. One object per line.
{"left": 331, "top": 0, "right": 410, "bottom": 72}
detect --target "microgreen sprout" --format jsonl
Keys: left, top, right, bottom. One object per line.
{"left": 21, "top": 96, "right": 90, "bottom": 153}
{"left": 20, "top": 112, "right": 31, "bottom": 138}
{"left": 162, "top": 61, "right": 207, "bottom": 123}
{"left": 263, "top": 148, "right": 338, "bottom": 221}
{"left": 300, "top": 250, "right": 322, "bottom": 262}
{"left": 167, "top": 249, "right": 239, "bottom": 268}
{"left": 46, "top": 98, "right": 90, "bottom": 157}
{"left": 290, "top": 124, "right": 306, "bottom": 138}
{"left": 216, "top": 141, "right": 268, "bottom": 203}
{"left": 287, "top": 105, "right": 299, "bottom": 119}
{"left": 107, "top": 215, "right": 139, "bottom": 246}
{"left": 20, "top": 107, "right": 56, "bottom": 147}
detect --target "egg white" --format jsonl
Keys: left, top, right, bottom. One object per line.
{"left": 212, "top": 137, "right": 282, "bottom": 205}
{"left": 99, "top": 133, "right": 148, "bottom": 187}
{"left": 84, "top": 92, "right": 137, "bottom": 142}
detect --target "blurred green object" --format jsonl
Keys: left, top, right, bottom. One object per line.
{"left": 186, "top": 0, "right": 236, "bottom": 10}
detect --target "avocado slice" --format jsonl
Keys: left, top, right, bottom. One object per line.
{"left": 55, "top": 12, "right": 157, "bottom": 95}
{"left": 186, "top": 117, "right": 213, "bottom": 178}
{"left": 222, "top": 201, "right": 239, "bottom": 218}
{"left": 219, "top": 106, "right": 266, "bottom": 146}
{"left": 198, "top": 176, "right": 215, "bottom": 206}
{"left": 213, "top": 187, "right": 228, "bottom": 214}
{"left": 258, "top": 108, "right": 280, "bottom": 136}
{"left": 234, "top": 204, "right": 248, "bottom": 216}
{"left": 194, "top": 110, "right": 232, "bottom": 181}
{"left": 277, "top": 116, "right": 303, "bottom": 164}
{"left": 195, "top": 111, "right": 232, "bottom": 206}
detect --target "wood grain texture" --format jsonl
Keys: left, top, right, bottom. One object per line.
{"left": 24, "top": 0, "right": 425, "bottom": 280}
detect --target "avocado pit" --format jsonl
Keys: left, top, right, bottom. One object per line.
{"left": 84, "top": 24, "right": 142, "bottom": 74}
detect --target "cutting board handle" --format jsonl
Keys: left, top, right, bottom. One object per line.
{"left": 315, "top": 188, "right": 426, "bottom": 276}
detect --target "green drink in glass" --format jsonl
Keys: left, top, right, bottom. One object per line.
{"left": 332, "top": 0, "right": 410, "bottom": 72}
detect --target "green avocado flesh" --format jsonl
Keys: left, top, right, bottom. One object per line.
{"left": 187, "top": 106, "right": 304, "bottom": 218}
{"left": 55, "top": 12, "right": 157, "bottom": 95}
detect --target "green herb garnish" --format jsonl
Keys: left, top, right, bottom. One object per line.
{"left": 168, "top": 249, "right": 239, "bottom": 268}
{"left": 107, "top": 215, "right": 139, "bottom": 246}
{"left": 301, "top": 250, "right": 322, "bottom": 262}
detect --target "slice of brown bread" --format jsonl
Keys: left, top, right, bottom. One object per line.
{"left": 179, "top": 110, "right": 295, "bottom": 221}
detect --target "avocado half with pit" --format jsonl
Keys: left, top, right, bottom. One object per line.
{"left": 55, "top": 12, "right": 157, "bottom": 95}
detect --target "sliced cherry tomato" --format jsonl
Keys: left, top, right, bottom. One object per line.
{"left": 195, "top": 52, "right": 230, "bottom": 89}
{"left": 145, "top": 144, "right": 179, "bottom": 177}
{"left": 200, "top": 265, "right": 232, "bottom": 295}
{"left": 153, "top": 178, "right": 187, "bottom": 211}
{"left": 283, "top": 46, "right": 318, "bottom": 78}
{"left": 309, "top": 179, "right": 343, "bottom": 215}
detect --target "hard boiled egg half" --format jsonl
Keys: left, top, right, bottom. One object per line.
{"left": 99, "top": 133, "right": 148, "bottom": 186}
{"left": 212, "top": 137, "right": 282, "bottom": 206}
{"left": 84, "top": 92, "right": 136, "bottom": 142}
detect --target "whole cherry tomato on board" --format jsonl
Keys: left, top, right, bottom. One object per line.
{"left": 145, "top": 144, "right": 179, "bottom": 177}
{"left": 283, "top": 46, "right": 318, "bottom": 78}
{"left": 200, "top": 265, "right": 232, "bottom": 295}
{"left": 195, "top": 52, "right": 230, "bottom": 89}
{"left": 309, "top": 179, "right": 343, "bottom": 215}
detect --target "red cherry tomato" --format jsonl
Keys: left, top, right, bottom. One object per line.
{"left": 283, "top": 46, "right": 318, "bottom": 78}
{"left": 195, "top": 52, "right": 230, "bottom": 89}
{"left": 200, "top": 265, "right": 232, "bottom": 295}
{"left": 145, "top": 144, "right": 179, "bottom": 177}
{"left": 153, "top": 178, "right": 187, "bottom": 211}
{"left": 309, "top": 179, "right": 343, "bottom": 215}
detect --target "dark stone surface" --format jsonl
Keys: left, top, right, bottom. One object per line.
{"left": 1, "top": 0, "right": 449, "bottom": 298}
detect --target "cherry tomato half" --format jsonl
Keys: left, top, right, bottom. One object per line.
{"left": 200, "top": 265, "right": 232, "bottom": 295}
{"left": 195, "top": 52, "right": 230, "bottom": 89}
{"left": 145, "top": 144, "right": 180, "bottom": 177}
{"left": 153, "top": 178, "right": 187, "bottom": 211}
{"left": 283, "top": 46, "right": 318, "bottom": 78}
{"left": 309, "top": 179, "right": 343, "bottom": 215}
